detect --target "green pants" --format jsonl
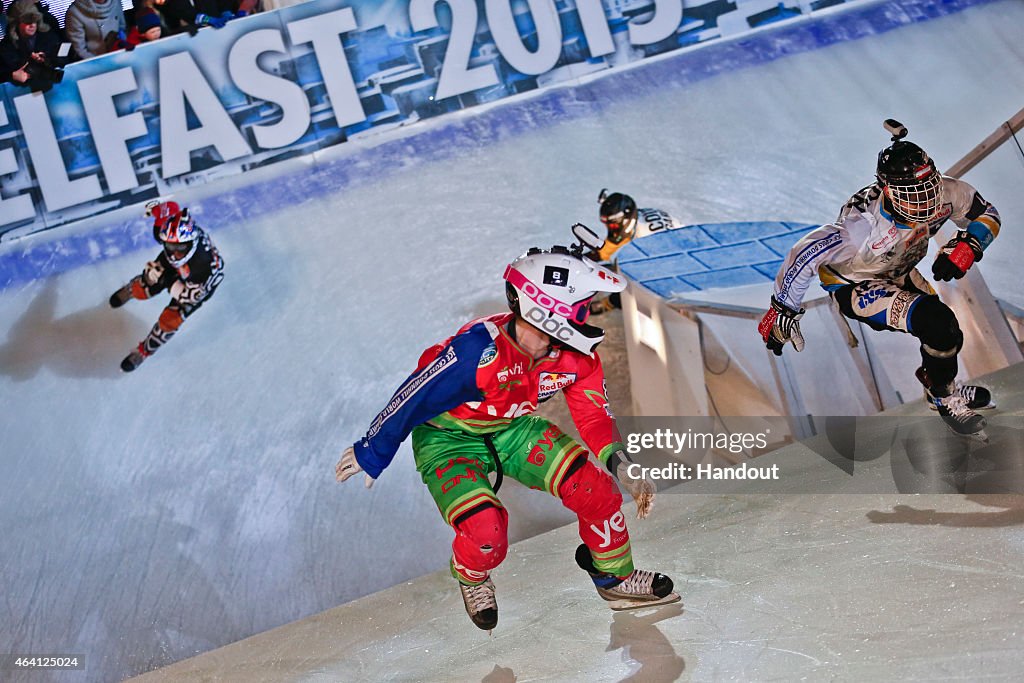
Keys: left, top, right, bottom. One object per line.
{"left": 413, "top": 416, "right": 635, "bottom": 580}
{"left": 412, "top": 416, "right": 586, "bottom": 525}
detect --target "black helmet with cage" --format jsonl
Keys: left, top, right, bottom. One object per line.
{"left": 597, "top": 189, "right": 638, "bottom": 244}
{"left": 875, "top": 119, "right": 942, "bottom": 223}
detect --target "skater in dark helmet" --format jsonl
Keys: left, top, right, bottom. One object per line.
{"left": 336, "top": 224, "right": 679, "bottom": 631}
{"left": 586, "top": 189, "right": 687, "bottom": 315}
{"left": 759, "top": 120, "right": 999, "bottom": 441}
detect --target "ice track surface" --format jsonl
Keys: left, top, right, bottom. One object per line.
{"left": 132, "top": 364, "right": 1024, "bottom": 682}
{"left": 2, "top": 1, "right": 1024, "bottom": 681}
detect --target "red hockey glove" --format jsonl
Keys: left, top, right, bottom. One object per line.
{"left": 932, "top": 232, "right": 983, "bottom": 281}
{"left": 758, "top": 296, "right": 805, "bottom": 356}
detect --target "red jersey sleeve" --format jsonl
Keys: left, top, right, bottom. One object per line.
{"left": 562, "top": 352, "right": 625, "bottom": 464}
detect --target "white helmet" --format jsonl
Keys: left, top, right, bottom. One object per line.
{"left": 503, "top": 243, "right": 627, "bottom": 354}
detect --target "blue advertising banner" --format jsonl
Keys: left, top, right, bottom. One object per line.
{"left": 0, "top": 0, "right": 942, "bottom": 238}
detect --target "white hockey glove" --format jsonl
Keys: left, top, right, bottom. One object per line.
{"left": 758, "top": 295, "right": 805, "bottom": 356}
{"left": 335, "top": 447, "right": 375, "bottom": 489}
{"left": 170, "top": 280, "right": 206, "bottom": 307}
{"left": 607, "top": 450, "right": 654, "bottom": 519}
{"left": 143, "top": 260, "right": 165, "bottom": 286}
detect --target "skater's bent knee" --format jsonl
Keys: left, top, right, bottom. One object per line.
{"left": 158, "top": 307, "right": 184, "bottom": 332}
{"left": 130, "top": 279, "right": 149, "bottom": 301}
{"left": 453, "top": 505, "right": 509, "bottom": 568}
{"left": 559, "top": 461, "right": 622, "bottom": 519}
{"left": 910, "top": 296, "right": 961, "bottom": 352}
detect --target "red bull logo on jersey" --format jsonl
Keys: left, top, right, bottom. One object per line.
{"left": 538, "top": 372, "right": 576, "bottom": 401}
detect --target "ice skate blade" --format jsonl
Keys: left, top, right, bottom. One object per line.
{"left": 940, "top": 424, "right": 989, "bottom": 444}
{"left": 604, "top": 592, "right": 681, "bottom": 611}
{"left": 928, "top": 402, "right": 996, "bottom": 411}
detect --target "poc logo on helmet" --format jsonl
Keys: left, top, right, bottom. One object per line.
{"left": 519, "top": 280, "right": 576, "bottom": 319}
{"left": 524, "top": 307, "right": 573, "bottom": 342}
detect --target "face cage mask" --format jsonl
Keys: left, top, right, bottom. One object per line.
{"left": 886, "top": 174, "right": 942, "bottom": 222}
{"left": 602, "top": 215, "right": 636, "bottom": 244}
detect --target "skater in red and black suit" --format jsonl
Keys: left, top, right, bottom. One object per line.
{"left": 336, "top": 225, "right": 679, "bottom": 632}
{"left": 109, "top": 200, "right": 224, "bottom": 372}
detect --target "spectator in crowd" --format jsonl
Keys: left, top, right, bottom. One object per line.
{"left": 125, "top": 0, "right": 157, "bottom": 27}
{"left": 126, "top": 8, "right": 162, "bottom": 47}
{"left": 5, "top": 0, "right": 65, "bottom": 41}
{"left": 153, "top": 0, "right": 243, "bottom": 35}
{"left": 65, "top": 0, "right": 126, "bottom": 60}
{"left": 0, "top": 0, "right": 62, "bottom": 87}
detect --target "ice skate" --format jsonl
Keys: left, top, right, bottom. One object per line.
{"left": 575, "top": 544, "right": 680, "bottom": 611}
{"left": 109, "top": 283, "right": 133, "bottom": 308}
{"left": 926, "top": 384, "right": 989, "bottom": 443}
{"left": 916, "top": 367, "right": 995, "bottom": 411}
{"left": 120, "top": 344, "right": 149, "bottom": 373}
{"left": 459, "top": 577, "right": 497, "bottom": 631}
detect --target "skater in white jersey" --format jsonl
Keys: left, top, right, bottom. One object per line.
{"left": 758, "top": 120, "right": 999, "bottom": 441}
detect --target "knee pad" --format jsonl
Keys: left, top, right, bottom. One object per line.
{"left": 909, "top": 296, "right": 962, "bottom": 356}
{"left": 158, "top": 307, "right": 184, "bottom": 333}
{"left": 130, "top": 279, "right": 149, "bottom": 301}
{"left": 452, "top": 504, "right": 508, "bottom": 571}
{"left": 559, "top": 460, "right": 623, "bottom": 521}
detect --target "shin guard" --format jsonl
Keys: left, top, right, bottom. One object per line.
{"left": 559, "top": 461, "right": 633, "bottom": 578}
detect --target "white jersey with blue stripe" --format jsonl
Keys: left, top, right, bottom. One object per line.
{"left": 772, "top": 176, "right": 1000, "bottom": 310}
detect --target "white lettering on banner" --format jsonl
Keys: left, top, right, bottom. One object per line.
{"left": 14, "top": 92, "right": 103, "bottom": 212}
{"left": 486, "top": 0, "right": 562, "bottom": 76}
{"left": 229, "top": 29, "right": 311, "bottom": 150}
{"left": 2, "top": 1, "right": 701, "bottom": 226}
{"left": 0, "top": 104, "right": 34, "bottom": 225}
{"left": 287, "top": 9, "right": 366, "bottom": 129}
{"left": 409, "top": 0, "right": 499, "bottom": 101}
{"left": 159, "top": 53, "right": 253, "bottom": 179}
{"left": 79, "top": 68, "right": 147, "bottom": 194}
{"left": 575, "top": 0, "right": 615, "bottom": 57}
{"left": 628, "top": 0, "right": 684, "bottom": 46}
{"left": 410, "top": 0, "right": 689, "bottom": 101}
{"left": 590, "top": 511, "right": 626, "bottom": 548}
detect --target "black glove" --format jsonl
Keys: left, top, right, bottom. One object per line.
{"left": 932, "top": 232, "right": 983, "bottom": 281}
{"left": 758, "top": 295, "right": 805, "bottom": 356}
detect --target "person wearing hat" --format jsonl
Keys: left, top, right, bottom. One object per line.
{"left": 126, "top": 10, "right": 164, "bottom": 47}
{"left": 4, "top": 0, "right": 64, "bottom": 40}
{"left": 0, "top": 0, "right": 62, "bottom": 87}
{"left": 65, "top": 0, "right": 126, "bottom": 59}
